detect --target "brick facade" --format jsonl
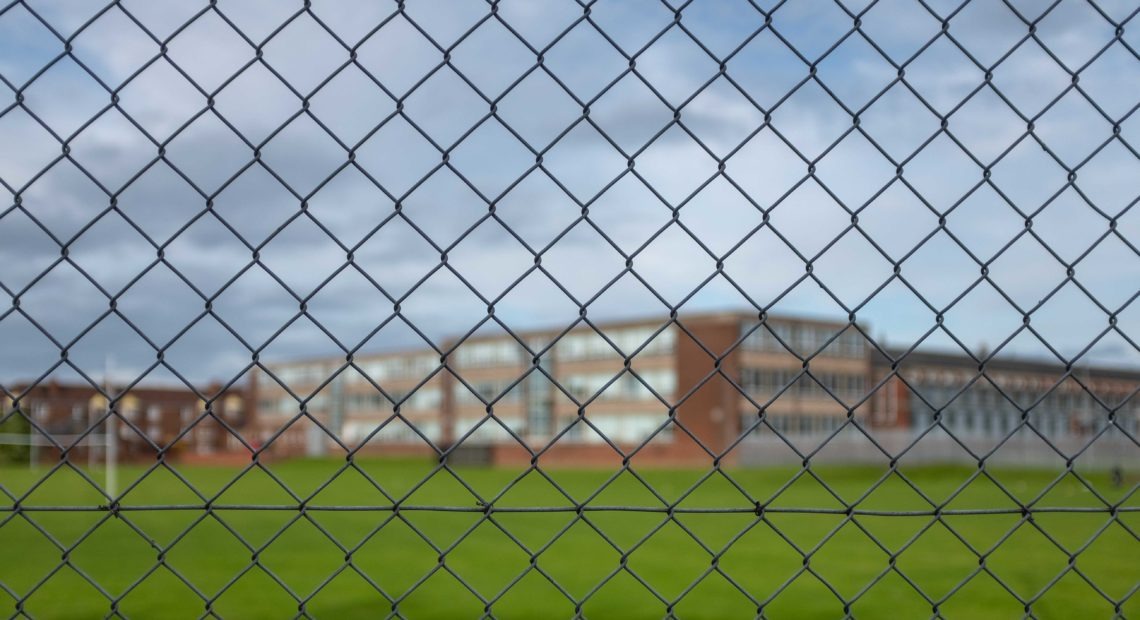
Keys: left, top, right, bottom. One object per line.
{"left": 8, "top": 312, "right": 1136, "bottom": 469}
{"left": 252, "top": 311, "right": 879, "bottom": 466}
{"left": 1, "top": 380, "right": 250, "bottom": 464}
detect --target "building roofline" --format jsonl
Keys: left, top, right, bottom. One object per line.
{"left": 2, "top": 379, "right": 239, "bottom": 398}
{"left": 259, "top": 308, "right": 857, "bottom": 367}
{"left": 873, "top": 346, "right": 1140, "bottom": 381}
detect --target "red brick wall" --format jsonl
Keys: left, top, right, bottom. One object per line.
{"left": 673, "top": 318, "right": 741, "bottom": 465}
{"left": 867, "top": 374, "right": 911, "bottom": 430}
{"left": 4, "top": 381, "right": 250, "bottom": 463}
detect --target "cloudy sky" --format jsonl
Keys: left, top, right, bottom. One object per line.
{"left": 0, "top": 0, "right": 1138, "bottom": 389}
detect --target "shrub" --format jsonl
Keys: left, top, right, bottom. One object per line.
{"left": 0, "top": 410, "right": 31, "bottom": 464}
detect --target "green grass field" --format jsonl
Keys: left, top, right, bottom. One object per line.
{"left": 0, "top": 458, "right": 1136, "bottom": 619}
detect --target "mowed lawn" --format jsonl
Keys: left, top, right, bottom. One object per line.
{"left": 0, "top": 458, "right": 1136, "bottom": 619}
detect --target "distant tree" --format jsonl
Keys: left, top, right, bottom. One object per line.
{"left": 0, "top": 410, "right": 31, "bottom": 464}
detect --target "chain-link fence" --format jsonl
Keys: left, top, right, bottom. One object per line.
{"left": 1, "top": 0, "right": 1138, "bottom": 617}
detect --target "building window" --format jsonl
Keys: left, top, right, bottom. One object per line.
{"left": 412, "top": 354, "right": 437, "bottom": 375}
{"left": 217, "top": 395, "right": 241, "bottom": 421}
{"left": 837, "top": 330, "right": 865, "bottom": 357}
{"left": 526, "top": 371, "right": 552, "bottom": 438}
{"left": 555, "top": 327, "right": 672, "bottom": 362}
{"left": 361, "top": 362, "right": 387, "bottom": 381}
{"left": 769, "top": 322, "right": 789, "bottom": 346}
{"left": 453, "top": 381, "right": 522, "bottom": 405}
{"left": 962, "top": 409, "right": 975, "bottom": 435}
{"left": 407, "top": 387, "right": 442, "bottom": 410}
{"left": 71, "top": 404, "right": 85, "bottom": 430}
{"left": 456, "top": 340, "right": 522, "bottom": 368}
{"left": 121, "top": 399, "right": 139, "bottom": 425}
{"left": 1045, "top": 411, "right": 1060, "bottom": 437}
{"left": 645, "top": 369, "right": 676, "bottom": 398}
{"left": 197, "top": 425, "right": 214, "bottom": 454}
{"left": 649, "top": 327, "right": 676, "bottom": 355}
{"left": 557, "top": 332, "right": 605, "bottom": 360}
{"left": 31, "top": 402, "right": 49, "bottom": 422}
{"left": 740, "top": 368, "right": 759, "bottom": 394}
{"left": 278, "top": 397, "right": 295, "bottom": 415}
{"left": 275, "top": 364, "right": 326, "bottom": 386}
{"left": 796, "top": 326, "right": 817, "bottom": 352}
{"left": 562, "top": 370, "right": 676, "bottom": 402}
{"left": 307, "top": 395, "right": 329, "bottom": 411}
{"left": 147, "top": 405, "right": 161, "bottom": 439}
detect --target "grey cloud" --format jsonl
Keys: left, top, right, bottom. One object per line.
{"left": 2, "top": 1, "right": 1138, "bottom": 391}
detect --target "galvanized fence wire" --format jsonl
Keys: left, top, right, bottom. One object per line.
{"left": 0, "top": 0, "right": 1138, "bottom": 617}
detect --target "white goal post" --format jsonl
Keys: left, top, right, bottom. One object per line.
{"left": 0, "top": 431, "right": 118, "bottom": 496}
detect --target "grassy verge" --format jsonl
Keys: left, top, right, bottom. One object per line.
{"left": 0, "top": 459, "right": 1135, "bottom": 618}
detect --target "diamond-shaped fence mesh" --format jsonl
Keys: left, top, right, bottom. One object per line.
{"left": 1, "top": 0, "right": 1138, "bottom": 617}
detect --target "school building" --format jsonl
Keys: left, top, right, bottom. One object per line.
{"left": 251, "top": 310, "right": 1139, "bottom": 466}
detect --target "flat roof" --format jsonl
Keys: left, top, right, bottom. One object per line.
{"left": 260, "top": 309, "right": 858, "bottom": 367}
{"left": 873, "top": 347, "right": 1140, "bottom": 381}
